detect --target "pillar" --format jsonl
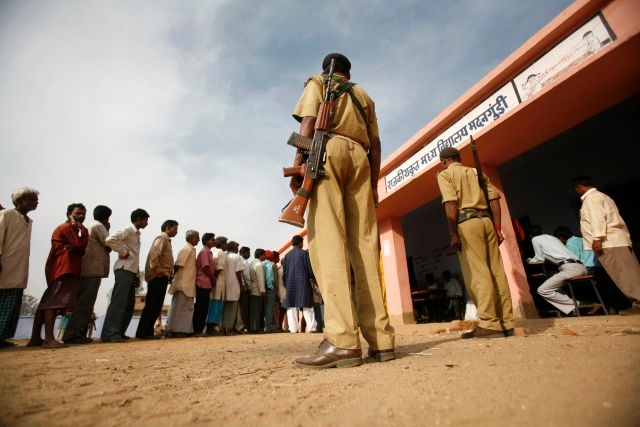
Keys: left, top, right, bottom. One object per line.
{"left": 379, "top": 216, "right": 415, "bottom": 325}
{"left": 484, "top": 165, "right": 539, "bottom": 319}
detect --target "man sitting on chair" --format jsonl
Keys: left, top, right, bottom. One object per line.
{"left": 527, "top": 225, "right": 599, "bottom": 315}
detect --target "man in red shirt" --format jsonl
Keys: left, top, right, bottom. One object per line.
{"left": 28, "top": 203, "right": 88, "bottom": 348}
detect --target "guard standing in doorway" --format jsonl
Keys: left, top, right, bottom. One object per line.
{"left": 289, "top": 53, "right": 395, "bottom": 368}
{"left": 436, "top": 147, "right": 514, "bottom": 338}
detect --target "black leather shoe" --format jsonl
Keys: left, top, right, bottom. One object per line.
{"left": 295, "top": 339, "right": 363, "bottom": 369}
{"left": 64, "top": 336, "right": 93, "bottom": 344}
{"left": 461, "top": 327, "right": 506, "bottom": 339}
{"left": 368, "top": 348, "right": 396, "bottom": 362}
{"left": 137, "top": 335, "right": 161, "bottom": 340}
{"left": 101, "top": 338, "right": 125, "bottom": 343}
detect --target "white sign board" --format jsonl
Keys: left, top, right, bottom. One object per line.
{"left": 514, "top": 14, "right": 615, "bottom": 101}
{"left": 384, "top": 82, "right": 519, "bottom": 193}
{"left": 383, "top": 13, "right": 616, "bottom": 195}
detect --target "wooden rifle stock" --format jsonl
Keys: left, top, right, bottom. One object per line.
{"left": 470, "top": 135, "right": 502, "bottom": 244}
{"left": 279, "top": 59, "right": 337, "bottom": 227}
{"left": 280, "top": 163, "right": 309, "bottom": 227}
{"left": 279, "top": 175, "right": 314, "bottom": 227}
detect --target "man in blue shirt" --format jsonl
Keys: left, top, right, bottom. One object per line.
{"left": 554, "top": 227, "right": 599, "bottom": 268}
{"left": 262, "top": 251, "right": 278, "bottom": 332}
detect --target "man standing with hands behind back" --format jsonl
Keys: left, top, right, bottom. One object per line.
{"left": 136, "top": 219, "right": 178, "bottom": 339}
{"left": 289, "top": 53, "right": 395, "bottom": 369}
{"left": 574, "top": 175, "right": 640, "bottom": 313}
{"left": 436, "top": 147, "right": 514, "bottom": 338}
{"left": 101, "top": 209, "right": 150, "bottom": 343}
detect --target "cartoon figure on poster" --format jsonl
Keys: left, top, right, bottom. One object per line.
{"left": 515, "top": 15, "right": 614, "bottom": 101}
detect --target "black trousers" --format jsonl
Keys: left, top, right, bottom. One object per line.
{"left": 101, "top": 269, "right": 136, "bottom": 341}
{"left": 249, "top": 294, "right": 264, "bottom": 332}
{"left": 238, "top": 290, "right": 250, "bottom": 331}
{"left": 193, "top": 287, "right": 212, "bottom": 334}
{"left": 135, "top": 276, "right": 169, "bottom": 338}
{"left": 63, "top": 277, "right": 102, "bottom": 341}
{"left": 313, "top": 303, "right": 324, "bottom": 332}
{"left": 263, "top": 289, "right": 277, "bottom": 331}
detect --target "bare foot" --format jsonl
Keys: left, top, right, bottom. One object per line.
{"left": 41, "top": 340, "right": 67, "bottom": 349}
{"left": 26, "top": 338, "right": 44, "bottom": 347}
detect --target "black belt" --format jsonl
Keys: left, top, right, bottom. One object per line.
{"left": 558, "top": 259, "right": 582, "bottom": 266}
{"left": 457, "top": 208, "right": 491, "bottom": 224}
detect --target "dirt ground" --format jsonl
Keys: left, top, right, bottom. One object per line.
{"left": 1, "top": 315, "right": 639, "bottom": 427}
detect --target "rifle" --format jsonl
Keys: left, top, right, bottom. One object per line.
{"left": 470, "top": 135, "right": 503, "bottom": 244}
{"left": 279, "top": 59, "right": 337, "bottom": 227}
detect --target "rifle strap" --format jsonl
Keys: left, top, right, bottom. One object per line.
{"left": 332, "top": 79, "right": 371, "bottom": 141}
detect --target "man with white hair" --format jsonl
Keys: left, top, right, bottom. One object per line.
{"left": 0, "top": 187, "right": 39, "bottom": 347}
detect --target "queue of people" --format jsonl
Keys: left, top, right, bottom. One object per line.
{"left": 0, "top": 187, "right": 322, "bottom": 349}
{"left": 2, "top": 52, "right": 640, "bottom": 374}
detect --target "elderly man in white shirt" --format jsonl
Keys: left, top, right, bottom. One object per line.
{"left": 574, "top": 175, "right": 640, "bottom": 311}
{"left": 527, "top": 225, "right": 590, "bottom": 315}
{"left": 0, "top": 187, "right": 39, "bottom": 347}
{"left": 101, "top": 208, "right": 150, "bottom": 342}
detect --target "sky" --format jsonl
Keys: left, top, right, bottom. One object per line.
{"left": 0, "top": 0, "right": 572, "bottom": 315}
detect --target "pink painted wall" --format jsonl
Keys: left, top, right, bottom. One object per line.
{"left": 379, "top": 217, "right": 415, "bottom": 324}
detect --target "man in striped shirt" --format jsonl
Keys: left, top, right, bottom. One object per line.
{"left": 574, "top": 175, "right": 640, "bottom": 312}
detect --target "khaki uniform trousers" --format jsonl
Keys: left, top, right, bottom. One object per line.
{"left": 308, "top": 136, "right": 395, "bottom": 350}
{"left": 457, "top": 217, "right": 514, "bottom": 331}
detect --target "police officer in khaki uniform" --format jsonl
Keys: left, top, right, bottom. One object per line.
{"left": 436, "top": 147, "right": 514, "bottom": 338}
{"left": 290, "top": 53, "right": 395, "bottom": 369}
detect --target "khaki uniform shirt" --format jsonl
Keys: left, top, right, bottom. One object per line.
{"left": 0, "top": 209, "right": 32, "bottom": 289}
{"left": 579, "top": 188, "right": 632, "bottom": 248}
{"left": 437, "top": 162, "right": 500, "bottom": 209}
{"left": 144, "top": 233, "right": 174, "bottom": 282}
{"left": 80, "top": 221, "right": 110, "bottom": 278}
{"left": 170, "top": 243, "right": 196, "bottom": 298}
{"left": 292, "top": 74, "right": 379, "bottom": 150}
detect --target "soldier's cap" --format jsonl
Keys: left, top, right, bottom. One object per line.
{"left": 322, "top": 53, "right": 351, "bottom": 74}
{"left": 439, "top": 147, "right": 461, "bottom": 160}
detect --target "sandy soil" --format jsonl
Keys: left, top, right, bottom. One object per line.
{"left": 1, "top": 315, "right": 639, "bottom": 427}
